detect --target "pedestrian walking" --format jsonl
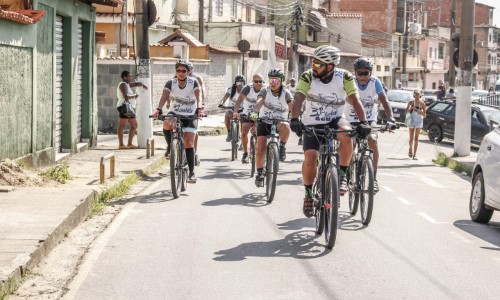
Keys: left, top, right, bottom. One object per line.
{"left": 116, "top": 70, "right": 148, "bottom": 149}
{"left": 406, "top": 90, "right": 426, "bottom": 159}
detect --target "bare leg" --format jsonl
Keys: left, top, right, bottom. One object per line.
{"left": 117, "top": 118, "right": 128, "bottom": 147}
{"left": 408, "top": 128, "right": 415, "bottom": 157}
{"left": 368, "top": 134, "right": 379, "bottom": 175}
{"left": 241, "top": 122, "right": 251, "bottom": 153}
{"left": 302, "top": 150, "right": 319, "bottom": 185}
{"left": 278, "top": 122, "right": 290, "bottom": 143}
{"left": 256, "top": 136, "right": 267, "bottom": 168}
{"left": 413, "top": 128, "right": 421, "bottom": 158}
{"left": 127, "top": 118, "right": 138, "bottom": 146}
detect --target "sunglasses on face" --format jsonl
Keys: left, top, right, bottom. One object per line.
{"left": 313, "top": 62, "right": 325, "bottom": 69}
{"left": 253, "top": 80, "right": 263, "bottom": 84}
{"left": 176, "top": 69, "right": 187, "bottom": 73}
{"left": 236, "top": 82, "right": 245, "bottom": 86}
{"left": 269, "top": 78, "right": 281, "bottom": 84}
{"left": 356, "top": 71, "right": 370, "bottom": 76}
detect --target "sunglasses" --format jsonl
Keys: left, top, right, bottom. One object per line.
{"left": 269, "top": 78, "right": 281, "bottom": 84}
{"left": 313, "top": 62, "right": 325, "bottom": 69}
{"left": 236, "top": 82, "right": 245, "bottom": 86}
{"left": 176, "top": 69, "right": 187, "bottom": 73}
{"left": 253, "top": 80, "right": 263, "bottom": 83}
{"left": 356, "top": 71, "right": 370, "bottom": 76}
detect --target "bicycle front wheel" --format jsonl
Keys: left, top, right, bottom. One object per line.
{"left": 231, "top": 122, "right": 239, "bottom": 161}
{"left": 359, "top": 156, "right": 374, "bottom": 225}
{"left": 324, "top": 163, "right": 340, "bottom": 249}
{"left": 170, "top": 139, "right": 182, "bottom": 198}
{"left": 313, "top": 167, "right": 324, "bottom": 235}
{"left": 265, "top": 143, "right": 279, "bottom": 203}
{"left": 180, "top": 152, "right": 188, "bottom": 192}
{"left": 348, "top": 158, "right": 359, "bottom": 215}
{"left": 250, "top": 135, "right": 256, "bottom": 177}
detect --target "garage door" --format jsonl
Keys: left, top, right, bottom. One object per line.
{"left": 55, "top": 15, "right": 63, "bottom": 152}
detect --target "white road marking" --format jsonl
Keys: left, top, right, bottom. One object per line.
{"left": 397, "top": 197, "right": 411, "bottom": 205}
{"left": 416, "top": 174, "right": 446, "bottom": 188}
{"left": 417, "top": 212, "right": 438, "bottom": 224}
{"left": 449, "top": 231, "right": 471, "bottom": 243}
{"left": 382, "top": 186, "right": 394, "bottom": 192}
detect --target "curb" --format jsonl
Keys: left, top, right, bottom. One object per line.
{"left": 0, "top": 154, "right": 166, "bottom": 299}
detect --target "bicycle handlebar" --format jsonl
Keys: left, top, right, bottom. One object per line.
{"left": 256, "top": 118, "right": 289, "bottom": 124}
{"left": 149, "top": 114, "right": 201, "bottom": 121}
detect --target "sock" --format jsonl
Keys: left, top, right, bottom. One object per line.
{"left": 257, "top": 168, "right": 263, "bottom": 176}
{"left": 163, "top": 129, "right": 172, "bottom": 148}
{"left": 186, "top": 147, "right": 195, "bottom": 173}
{"left": 304, "top": 184, "right": 313, "bottom": 198}
{"left": 340, "top": 165, "right": 349, "bottom": 177}
{"left": 280, "top": 141, "right": 287, "bottom": 148}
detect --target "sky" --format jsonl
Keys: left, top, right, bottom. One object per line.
{"left": 476, "top": 0, "right": 500, "bottom": 27}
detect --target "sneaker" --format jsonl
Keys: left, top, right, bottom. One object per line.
{"left": 303, "top": 196, "right": 314, "bottom": 218}
{"left": 279, "top": 146, "right": 286, "bottom": 162}
{"left": 165, "top": 145, "right": 170, "bottom": 159}
{"left": 226, "top": 133, "right": 232, "bottom": 142}
{"left": 374, "top": 179, "right": 379, "bottom": 194}
{"left": 255, "top": 174, "right": 265, "bottom": 187}
{"left": 195, "top": 153, "right": 200, "bottom": 166}
{"left": 298, "top": 136, "right": 303, "bottom": 146}
{"left": 241, "top": 152, "right": 249, "bottom": 164}
{"left": 340, "top": 175, "right": 348, "bottom": 196}
{"left": 187, "top": 172, "right": 197, "bottom": 183}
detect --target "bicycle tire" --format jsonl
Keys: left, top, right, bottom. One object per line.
{"left": 180, "top": 151, "right": 188, "bottom": 192}
{"left": 265, "top": 143, "right": 279, "bottom": 203}
{"left": 359, "top": 156, "right": 375, "bottom": 225}
{"left": 324, "top": 163, "right": 340, "bottom": 249}
{"left": 231, "top": 121, "right": 238, "bottom": 161}
{"left": 250, "top": 135, "right": 256, "bottom": 178}
{"left": 170, "top": 139, "right": 182, "bottom": 199}
{"left": 348, "top": 158, "right": 359, "bottom": 215}
{"left": 314, "top": 167, "right": 324, "bottom": 235}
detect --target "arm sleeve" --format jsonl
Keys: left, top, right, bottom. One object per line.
{"left": 240, "top": 85, "right": 251, "bottom": 96}
{"left": 285, "top": 90, "right": 293, "bottom": 103}
{"left": 343, "top": 71, "right": 358, "bottom": 97}
{"left": 258, "top": 89, "right": 267, "bottom": 98}
{"left": 295, "top": 70, "right": 312, "bottom": 96}
{"left": 164, "top": 80, "right": 172, "bottom": 92}
{"left": 374, "top": 77, "right": 385, "bottom": 95}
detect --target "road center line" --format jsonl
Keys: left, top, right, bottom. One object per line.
{"left": 383, "top": 186, "right": 394, "bottom": 192}
{"left": 397, "top": 197, "right": 411, "bottom": 205}
{"left": 417, "top": 212, "right": 438, "bottom": 224}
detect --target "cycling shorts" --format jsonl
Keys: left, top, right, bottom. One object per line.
{"left": 303, "top": 117, "right": 350, "bottom": 152}
{"left": 256, "top": 121, "right": 287, "bottom": 137}
{"left": 165, "top": 112, "right": 198, "bottom": 134}
{"left": 240, "top": 114, "right": 255, "bottom": 124}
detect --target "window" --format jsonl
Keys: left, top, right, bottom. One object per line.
{"left": 215, "top": 0, "right": 223, "bottom": 16}
{"left": 231, "top": 0, "right": 237, "bottom": 18}
{"left": 438, "top": 43, "right": 444, "bottom": 59}
{"left": 430, "top": 103, "right": 451, "bottom": 113}
{"left": 376, "top": 65, "right": 381, "bottom": 71}
{"left": 246, "top": 5, "right": 251, "bottom": 22}
{"left": 385, "top": 66, "right": 390, "bottom": 71}
{"left": 429, "top": 47, "right": 433, "bottom": 58}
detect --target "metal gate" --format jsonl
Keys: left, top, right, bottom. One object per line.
{"left": 55, "top": 15, "right": 63, "bottom": 152}
{"left": 76, "top": 21, "right": 83, "bottom": 142}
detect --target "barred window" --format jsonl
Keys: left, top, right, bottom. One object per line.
{"left": 216, "top": 0, "right": 223, "bottom": 16}
{"left": 231, "top": 0, "right": 237, "bottom": 18}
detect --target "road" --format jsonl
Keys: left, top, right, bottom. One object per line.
{"left": 63, "top": 129, "right": 500, "bottom": 300}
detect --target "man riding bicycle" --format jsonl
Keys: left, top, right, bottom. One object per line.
{"left": 232, "top": 73, "right": 266, "bottom": 164}
{"left": 250, "top": 68, "right": 292, "bottom": 187}
{"left": 346, "top": 57, "right": 396, "bottom": 193}
{"left": 153, "top": 59, "right": 204, "bottom": 183}
{"left": 218, "top": 75, "right": 245, "bottom": 142}
{"left": 187, "top": 62, "right": 206, "bottom": 167}
{"left": 290, "top": 45, "right": 371, "bottom": 218}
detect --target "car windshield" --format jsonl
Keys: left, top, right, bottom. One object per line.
{"left": 482, "top": 109, "right": 500, "bottom": 125}
{"left": 387, "top": 90, "right": 414, "bottom": 103}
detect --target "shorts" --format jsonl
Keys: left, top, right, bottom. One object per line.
{"left": 240, "top": 114, "right": 255, "bottom": 124}
{"left": 117, "top": 106, "right": 135, "bottom": 119}
{"left": 226, "top": 107, "right": 243, "bottom": 118}
{"left": 408, "top": 113, "right": 423, "bottom": 129}
{"left": 257, "top": 122, "right": 284, "bottom": 137}
{"left": 165, "top": 112, "right": 198, "bottom": 133}
{"left": 303, "top": 117, "right": 350, "bottom": 152}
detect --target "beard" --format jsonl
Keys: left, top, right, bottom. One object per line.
{"left": 312, "top": 68, "right": 328, "bottom": 78}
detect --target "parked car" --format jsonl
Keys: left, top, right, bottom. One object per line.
{"left": 378, "top": 89, "right": 414, "bottom": 124}
{"left": 422, "top": 89, "right": 437, "bottom": 106}
{"left": 423, "top": 100, "right": 500, "bottom": 145}
{"left": 471, "top": 90, "right": 489, "bottom": 103}
{"left": 470, "top": 127, "right": 500, "bottom": 223}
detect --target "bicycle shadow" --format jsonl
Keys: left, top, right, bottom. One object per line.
{"left": 213, "top": 230, "right": 330, "bottom": 261}
{"left": 199, "top": 166, "right": 249, "bottom": 180}
{"left": 338, "top": 211, "right": 365, "bottom": 231}
{"left": 138, "top": 189, "right": 176, "bottom": 203}
{"left": 202, "top": 193, "right": 268, "bottom": 207}
{"left": 277, "top": 218, "right": 316, "bottom": 231}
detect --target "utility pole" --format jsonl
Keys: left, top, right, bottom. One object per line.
{"left": 290, "top": 2, "right": 303, "bottom": 80}
{"left": 448, "top": 0, "right": 456, "bottom": 89}
{"left": 401, "top": 1, "right": 410, "bottom": 87}
{"left": 454, "top": 0, "right": 475, "bottom": 156}
{"left": 120, "top": 0, "right": 128, "bottom": 57}
{"left": 284, "top": 25, "right": 288, "bottom": 77}
{"left": 199, "top": 0, "right": 204, "bottom": 43}
{"left": 135, "top": 0, "right": 153, "bottom": 148}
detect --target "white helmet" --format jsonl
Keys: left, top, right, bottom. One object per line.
{"left": 312, "top": 45, "right": 341, "bottom": 65}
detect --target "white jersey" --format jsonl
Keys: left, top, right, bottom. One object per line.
{"left": 260, "top": 87, "right": 289, "bottom": 120}
{"left": 287, "top": 85, "right": 296, "bottom": 97}
{"left": 301, "top": 70, "right": 350, "bottom": 125}
{"left": 116, "top": 82, "right": 136, "bottom": 108}
{"left": 345, "top": 77, "right": 379, "bottom": 122}
{"left": 224, "top": 87, "right": 240, "bottom": 108}
{"left": 242, "top": 84, "right": 262, "bottom": 115}
{"left": 169, "top": 77, "right": 198, "bottom": 116}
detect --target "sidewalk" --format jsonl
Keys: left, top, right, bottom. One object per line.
{"left": 0, "top": 114, "right": 226, "bottom": 297}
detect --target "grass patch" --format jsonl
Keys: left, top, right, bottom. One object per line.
{"left": 89, "top": 172, "right": 139, "bottom": 216}
{"left": 0, "top": 276, "right": 18, "bottom": 300}
{"left": 40, "top": 162, "right": 70, "bottom": 183}
{"left": 143, "top": 157, "right": 167, "bottom": 176}
{"left": 434, "top": 152, "right": 472, "bottom": 177}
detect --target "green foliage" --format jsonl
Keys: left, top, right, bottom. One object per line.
{"left": 434, "top": 152, "right": 471, "bottom": 177}
{"left": 89, "top": 173, "right": 139, "bottom": 216}
{"left": 40, "top": 162, "right": 70, "bottom": 183}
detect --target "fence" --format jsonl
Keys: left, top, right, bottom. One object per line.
{"left": 477, "top": 93, "right": 500, "bottom": 109}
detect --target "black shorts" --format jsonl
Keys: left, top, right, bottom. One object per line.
{"left": 303, "top": 117, "right": 350, "bottom": 151}
{"left": 240, "top": 114, "right": 255, "bottom": 124}
{"left": 257, "top": 122, "right": 281, "bottom": 137}
{"left": 166, "top": 112, "right": 198, "bottom": 133}
{"left": 117, "top": 106, "right": 135, "bottom": 119}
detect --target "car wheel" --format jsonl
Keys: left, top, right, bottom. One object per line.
{"left": 470, "top": 172, "right": 493, "bottom": 223}
{"left": 427, "top": 124, "right": 443, "bottom": 143}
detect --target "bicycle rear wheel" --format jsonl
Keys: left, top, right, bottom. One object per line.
{"left": 324, "top": 163, "right": 340, "bottom": 249}
{"left": 231, "top": 121, "right": 239, "bottom": 161}
{"left": 265, "top": 143, "right": 279, "bottom": 203}
{"left": 348, "top": 158, "right": 359, "bottom": 215}
{"left": 313, "top": 167, "right": 324, "bottom": 235}
{"left": 359, "top": 157, "right": 374, "bottom": 225}
{"left": 250, "top": 135, "right": 256, "bottom": 177}
{"left": 170, "top": 139, "right": 182, "bottom": 198}
{"left": 180, "top": 152, "right": 188, "bottom": 192}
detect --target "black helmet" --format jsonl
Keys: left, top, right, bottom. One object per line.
{"left": 268, "top": 68, "right": 285, "bottom": 82}
{"left": 175, "top": 59, "right": 191, "bottom": 70}
{"left": 234, "top": 74, "right": 245, "bottom": 83}
{"left": 353, "top": 57, "right": 373, "bottom": 71}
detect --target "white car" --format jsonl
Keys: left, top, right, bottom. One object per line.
{"left": 471, "top": 90, "right": 489, "bottom": 103}
{"left": 470, "top": 127, "right": 500, "bottom": 223}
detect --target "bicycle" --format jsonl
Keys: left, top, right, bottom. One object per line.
{"left": 150, "top": 113, "right": 198, "bottom": 199}
{"left": 348, "top": 122, "right": 397, "bottom": 225}
{"left": 304, "top": 126, "right": 354, "bottom": 249}
{"left": 221, "top": 106, "right": 241, "bottom": 161}
{"left": 249, "top": 122, "right": 257, "bottom": 178}
{"left": 256, "top": 118, "right": 287, "bottom": 203}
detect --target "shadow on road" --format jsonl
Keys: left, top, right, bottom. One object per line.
{"left": 338, "top": 211, "right": 365, "bottom": 231}
{"left": 202, "top": 193, "right": 268, "bottom": 207}
{"left": 213, "top": 230, "right": 330, "bottom": 261}
{"left": 454, "top": 220, "right": 500, "bottom": 251}
{"left": 138, "top": 189, "right": 176, "bottom": 203}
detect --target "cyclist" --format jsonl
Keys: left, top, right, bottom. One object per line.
{"left": 153, "top": 59, "right": 204, "bottom": 183}
{"left": 250, "top": 68, "right": 292, "bottom": 187}
{"left": 287, "top": 78, "right": 297, "bottom": 97}
{"left": 218, "top": 75, "right": 245, "bottom": 142}
{"left": 290, "top": 45, "right": 371, "bottom": 218}
{"left": 187, "top": 62, "right": 206, "bottom": 167}
{"left": 345, "top": 57, "right": 396, "bottom": 193}
{"left": 232, "top": 73, "right": 266, "bottom": 164}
